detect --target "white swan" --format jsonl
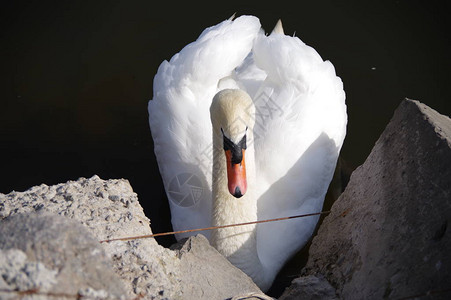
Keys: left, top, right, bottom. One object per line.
{"left": 148, "top": 15, "right": 347, "bottom": 291}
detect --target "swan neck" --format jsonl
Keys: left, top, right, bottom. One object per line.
{"left": 210, "top": 129, "right": 271, "bottom": 290}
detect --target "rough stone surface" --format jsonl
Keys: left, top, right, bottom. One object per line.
{"left": 0, "top": 213, "right": 127, "bottom": 299}
{"left": 171, "top": 235, "right": 267, "bottom": 299}
{"left": 0, "top": 175, "right": 151, "bottom": 246}
{"left": 278, "top": 275, "right": 337, "bottom": 300}
{"left": 0, "top": 249, "right": 58, "bottom": 293}
{"left": 300, "top": 99, "right": 451, "bottom": 299}
{"left": 230, "top": 293, "right": 275, "bottom": 300}
{"left": 0, "top": 175, "right": 263, "bottom": 299}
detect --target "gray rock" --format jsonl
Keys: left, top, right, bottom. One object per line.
{"left": 107, "top": 232, "right": 262, "bottom": 299}
{"left": 0, "top": 248, "right": 58, "bottom": 293}
{"left": 172, "top": 235, "right": 265, "bottom": 299}
{"left": 0, "top": 213, "right": 127, "bottom": 299}
{"left": 0, "top": 175, "right": 151, "bottom": 245}
{"left": 0, "top": 175, "right": 263, "bottom": 299}
{"left": 300, "top": 99, "right": 451, "bottom": 299}
{"left": 278, "top": 275, "right": 337, "bottom": 300}
{"left": 230, "top": 293, "right": 275, "bottom": 300}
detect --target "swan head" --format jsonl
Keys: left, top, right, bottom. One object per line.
{"left": 210, "top": 89, "right": 255, "bottom": 198}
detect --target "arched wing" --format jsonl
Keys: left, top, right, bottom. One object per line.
{"left": 237, "top": 32, "right": 347, "bottom": 270}
{"left": 148, "top": 16, "right": 261, "bottom": 240}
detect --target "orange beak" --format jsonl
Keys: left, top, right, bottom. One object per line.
{"left": 225, "top": 149, "right": 247, "bottom": 198}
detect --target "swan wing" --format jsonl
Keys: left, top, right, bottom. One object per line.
{"left": 243, "top": 32, "right": 347, "bottom": 272}
{"left": 148, "top": 16, "right": 261, "bottom": 239}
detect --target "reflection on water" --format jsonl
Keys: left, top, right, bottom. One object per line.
{"left": 1, "top": 1, "right": 450, "bottom": 296}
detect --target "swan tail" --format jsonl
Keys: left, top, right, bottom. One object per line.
{"left": 271, "top": 19, "right": 284, "bottom": 35}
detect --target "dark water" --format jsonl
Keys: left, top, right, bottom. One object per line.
{"left": 1, "top": 0, "right": 450, "bottom": 295}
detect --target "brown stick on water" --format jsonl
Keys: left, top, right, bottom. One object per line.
{"left": 99, "top": 210, "right": 331, "bottom": 243}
